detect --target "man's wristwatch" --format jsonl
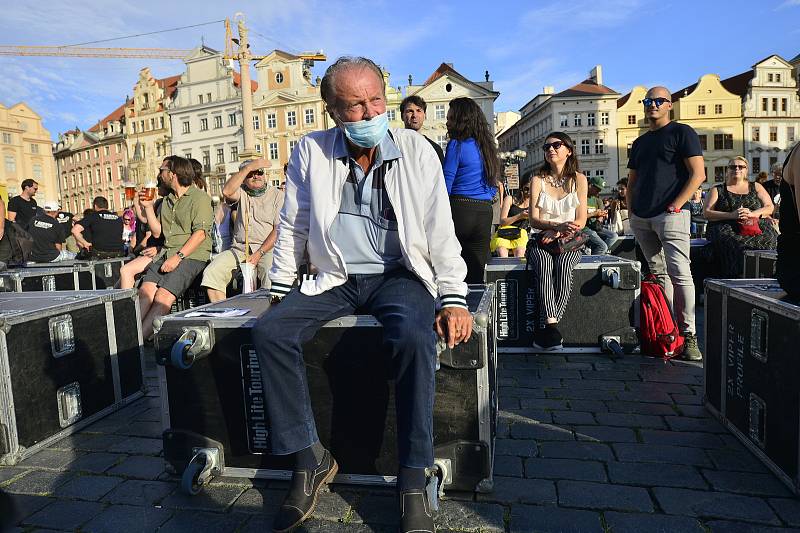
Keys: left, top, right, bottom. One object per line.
{"left": 176, "top": 251, "right": 185, "bottom": 259}
{"left": 666, "top": 205, "right": 681, "bottom": 214}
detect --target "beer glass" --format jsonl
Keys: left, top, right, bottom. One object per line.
{"left": 142, "top": 181, "right": 158, "bottom": 201}
{"left": 123, "top": 182, "right": 137, "bottom": 202}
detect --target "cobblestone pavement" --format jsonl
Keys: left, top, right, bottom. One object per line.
{"left": 3, "top": 313, "right": 800, "bottom": 532}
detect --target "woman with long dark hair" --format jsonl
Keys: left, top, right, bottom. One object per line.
{"left": 444, "top": 97, "right": 501, "bottom": 283}
{"left": 527, "top": 132, "right": 588, "bottom": 350}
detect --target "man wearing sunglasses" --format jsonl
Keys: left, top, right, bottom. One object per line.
{"left": 200, "top": 157, "right": 284, "bottom": 302}
{"left": 627, "top": 86, "right": 707, "bottom": 361}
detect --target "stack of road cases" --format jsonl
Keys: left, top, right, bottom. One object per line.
{"left": 704, "top": 278, "right": 800, "bottom": 494}
{"left": 22, "top": 257, "right": 126, "bottom": 289}
{"left": 154, "top": 285, "right": 497, "bottom": 496}
{"left": 743, "top": 250, "right": 778, "bottom": 279}
{"left": 0, "top": 290, "right": 145, "bottom": 465}
{"left": 0, "top": 265, "right": 91, "bottom": 292}
{"left": 484, "top": 255, "right": 640, "bottom": 353}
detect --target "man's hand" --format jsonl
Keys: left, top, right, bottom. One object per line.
{"left": 138, "top": 190, "right": 154, "bottom": 209}
{"left": 435, "top": 307, "right": 473, "bottom": 349}
{"left": 160, "top": 254, "right": 181, "bottom": 273}
{"left": 80, "top": 241, "right": 92, "bottom": 251}
{"left": 141, "top": 246, "right": 158, "bottom": 258}
{"left": 249, "top": 157, "right": 270, "bottom": 171}
{"left": 247, "top": 250, "right": 263, "bottom": 266}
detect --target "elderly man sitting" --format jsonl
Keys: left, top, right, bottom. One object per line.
{"left": 201, "top": 158, "right": 284, "bottom": 301}
{"left": 252, "top": 56, "right": 472, "bottom": 533}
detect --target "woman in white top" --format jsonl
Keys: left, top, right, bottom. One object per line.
{"left": 527, "top": 132, "right": 589, "bottom": 350}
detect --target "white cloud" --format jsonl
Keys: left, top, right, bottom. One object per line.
{"left": 777, "top": 0, "right": 800, "bottom": 7}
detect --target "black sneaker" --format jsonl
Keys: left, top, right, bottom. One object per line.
{"left": 399, "top": 489, "right": 435, "bottom": 533}
{"left": 533, "top": 325, "right": 563, "bottom": 351}
{"left": 680, "top": 332, "right": 703, "bottom": 361}
{"left": 272, "top": 449, "right": 338, "bottom": 533}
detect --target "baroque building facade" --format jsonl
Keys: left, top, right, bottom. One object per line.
{"left": 53, "top": 104, "right": 128, "bottom": 214}
{"left": 168, "top": 46, "right": 257, "bottom": 197}
{"left": 0, "top": 102, "right": 58, "bottom": 204}
{"left": 124, "top": 68, "right": 180, "bottom": 185}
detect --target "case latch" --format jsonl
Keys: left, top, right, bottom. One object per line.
{"left": 57, "top": 382, "right": 83, "bottom": 428}
{"left": 750, "top": 309, "right": 768, "bottom": 363}
{"left": 49, "top": 314, "right": 76, "bottom": 358}
{"left": 42, "top": 275, "right": 56, "bottom": 291}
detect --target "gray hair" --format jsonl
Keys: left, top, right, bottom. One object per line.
{"left": 771, "top": 162, "right": 783, "bottom": 172}
{"left": 320, "top": 56, "right": 385, "bottom": 109}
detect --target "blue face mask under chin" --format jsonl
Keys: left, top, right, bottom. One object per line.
{"left": 341, "top": 112, "right": 389, "bottom": 148}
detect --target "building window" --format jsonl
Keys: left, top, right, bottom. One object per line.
{"left": 213, "top": 116, "right": 222, "bottom": 129}
{"left": 4, "top": 155, "right": 15, "bottom": 172}
{"left": 595, "top": 169, "right": 604, "bottom": 178}
{"left": 30, "top": 143, "right": 39, "bottom": 154}
{"left": 772, "top": 98, "right": 778, "bottom": 112}
{"left": 118, "top": 165, "right": 124, "bottom": 180}
{"left": 253, "top": 115, "right": 260, "bottom": 130}
{"left": 150, "top": 118, "right": 155, "bottom": 130}
{"left": 387, "top": 109, "right": 396, "bottom": 121}
{"left": 106, "top": 167, "right": 112, "bottom": 183}
{"left": 304, "top": 108, "right": 315, "bottom": 125}
{"left": 573, "top": 113, "right": 581, "bottom": 126}
{"left": 782, "top": 99, "right": 788, "bottom": 112}
{"left": 200, "top": 118, "right": 208, "bottom": 131}
{"left": 627, "top": 115, "right": 636, "bottom": 125}
{"left": 762, "top": 98, "right": 768, "bottom": 112}
{"left": 776, "top": 74, "right": 782, "bottom": 82}
{"left": 207, "top": 93, "right": 212, "bottom": 102}
{"left": 769, "top": 156, "right": 778, "bottom": 168}
{"left": 698, "top": 105, "right": 706, "bottom": 115}
{"left": 202, "top": 151, "right": 210, "bottom": 170}
{"left": 587, "top": 112, "right": 595, "bottom": 126}
{"left": 32, "top": 164, "right": 42, "bottom": 179}
{"left": 182, "top": 121, "right": 190, "bottom": 134}
{"left": 287, "top": 111, "right": 297, "bottom": 127}
{"left": 198, "top": 95, "right": 204, "bottom": 104}
{"left": 714, "top": 166, "right": 726, "bottom": 182}
{"left": 752, "top": 157, "right": 761, "bottom": 174}
{"left": 95, "top": 168, "right": 101, "bottom": 184}
{"left": 269, "top": 142, "right": 279, "bottom": 160}
{"left": 160, "top": 117, "right": 165, "bottom": 129}
{"left": 230, "top": 145, "right": 238, "bottom": 161}
{"left": 104, "top": 145, "right": 109, "bottom": 156}
{"left": 140, "top": 120, "right": 144, "bottom": 132}
{"left": 713, "top": 133, "right": 734, "bottom": 150}
{"left": 78, "top": 172, "right": 83, "bottom": 186}
{"left": 600, "top": 112, "right": 609, "bottom": 125}
{"left": 216, "top": 148, "right": 224, "bottom": 164}
{"left": 1, "top": 133, "right": 11, "bottom": 144}
{"left": 581, "top": 139, "right": 590, "bottom": 155}
{"left": 594, "top": 138, "right": 604, "bottom": 154}
{"left": 437, "top": 135, "right": 447, "bottom": 151}
{"left": 789, "top": 127, "right": 796, "bottom": 142}
{"left": 93, "top": 148, "right": 99, "bottom": 159}
{"left": 275, "top": 72, "right": 284, "bottom": 83}
{"left": 183, "top": 150, "right": 192, "bottom": 160}
{"left": 267, "top": 113, "right": 276, "bottom": 128}
{"left": 559, "top": 113, "right": 568, "bottom": 127}
{"left": 752, "top": 127, "right": 760, "bottom": 142}
{"left": 714, "top": 104, "right": 722, "bottom": 114}
{"left": 289, "top": 140, "right": 298, "bottom": 154}
{"left": 697, "top": 134, "right": 707, "bottom": 150}
{"left": 132, "top": 122, "right": 137, "bottom": 133}
{"left": 117, "top": 143, "right": 122, "bottom": 153}
{"left": 255, "top": 143, "right": 262, "bottom": 153}
{"left": 228, "top": 113, "right": 237, "bottom": 127}
{"left": 435, "top": 105, "right": 446, "bottom": 120}
{"left": 768, "top": 73, "right": 774, "bottom": 82}
{"left": 770, "top": 127, "right": 778, "bottom": 142}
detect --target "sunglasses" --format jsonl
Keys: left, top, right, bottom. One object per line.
{"left": 542, "top": 141, "right": 567, "bottom": 152}
{"left": 642, "top": 97, "right": 671, "bottom": 108}
{"left": 248, "top": 169, "right": 265, "bottom": 177}
{"left": 728, "top": 165, "right": 747, "bottom": 170}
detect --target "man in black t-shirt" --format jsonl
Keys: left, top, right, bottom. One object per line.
{"left": 401, "top": 95, "right": 445, "bottom": 165}
{"left": 28, "top": 201, "right": 76, "bottom": 262}
{"left": 627, "top": 86, "right": 707, "bottom": 361}
{"left": 7, "top": 179, "right": 39, "bottom": 229}
{"left": 71, "top": 196, "right": 124, "bottom": 258}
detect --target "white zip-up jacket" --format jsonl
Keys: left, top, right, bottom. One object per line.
{"left": 269, "top": 127, "right": 468, "bottom": 309}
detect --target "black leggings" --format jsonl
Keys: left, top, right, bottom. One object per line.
{"left": 450, "top": 196, "right": 494, "bottom": 284}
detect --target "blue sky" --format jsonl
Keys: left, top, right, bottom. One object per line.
{"left": 1, "top": 0, "right": 798, "bottom": 141}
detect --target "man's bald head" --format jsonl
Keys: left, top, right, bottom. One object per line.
{"left": 646, "top": 86, "right": 672, "bottom": 100}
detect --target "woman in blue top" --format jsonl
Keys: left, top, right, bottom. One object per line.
{"left": 444, "top": 97, "right": 501, "bottom": 283}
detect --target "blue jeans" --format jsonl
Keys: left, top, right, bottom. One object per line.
{"left": 252, "top": 268, "right": 437, "bottom": 468}
{"left": 585, "top": 227, "right": 618, "bottom": 255}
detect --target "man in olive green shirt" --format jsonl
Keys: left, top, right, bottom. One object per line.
{"left": 139, "top": 155, "right": 213, "bottom": 339}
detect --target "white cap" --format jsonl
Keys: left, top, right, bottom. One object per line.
{"left": 42, "top": 200, "right": 60, "bottom": 211}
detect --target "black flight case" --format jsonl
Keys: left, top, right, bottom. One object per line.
{"left": 743, "top": 250, "right": 778, "bottom": 279}
{"left": 153, "top": 285, "right": 497, "bottom": 498}
{"left": 704, "top": 278, "right": 800, "bottom": 494}
{"left": 484, "top": 255, "right": 640, "bottom": 354}
{"left": 0, "top": 265, "right": 92, "bottom": 292}
{"left": 21, "top": 257, "right": 127, "bottom": 289}
{"left": 0, "top": 290, "right": 145, "bottom": 465}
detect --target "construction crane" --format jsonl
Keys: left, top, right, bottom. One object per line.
{"left": 0, "top": 15, "right": 327, "bottom": 156}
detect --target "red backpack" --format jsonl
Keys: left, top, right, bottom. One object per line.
{"left": 640, "top": 274, "right": 684, "bottom": 360}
